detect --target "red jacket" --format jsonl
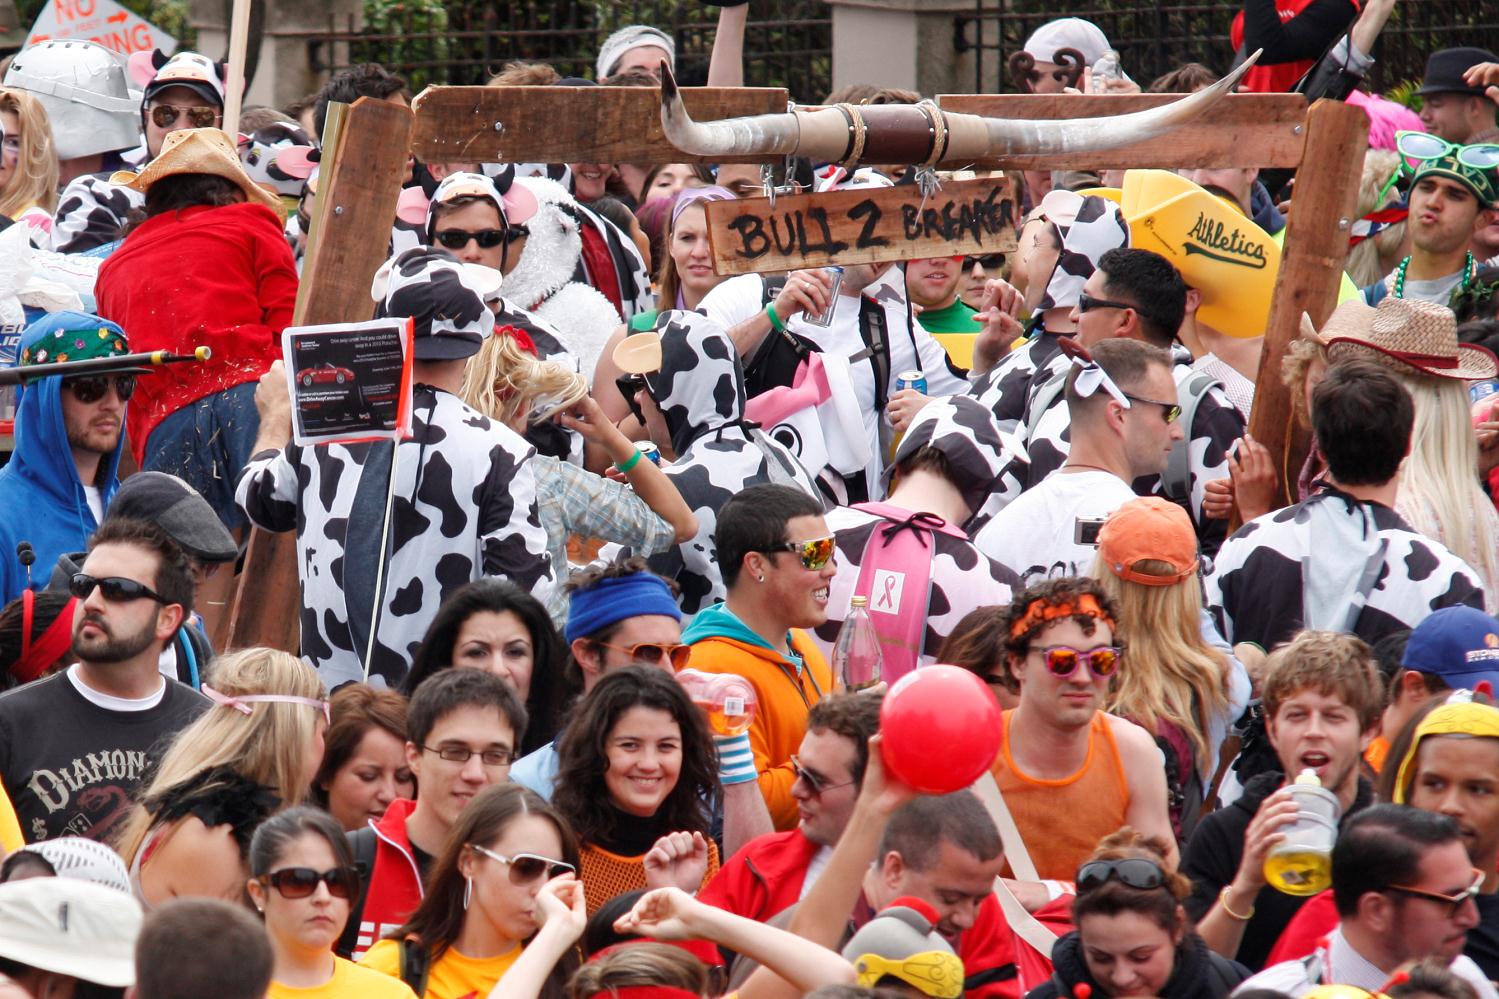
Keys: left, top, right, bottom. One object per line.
{"left": 352, "top": 797, "right": 425, "bottom": 960}
{"left": 94, "top": 201, "right": 298, "bottom": 463}
{"left": 697, "top": 829, "right": 1074, "bottom": 999}
{"left": 1264, "top": 888, "right": 1337, "bottom": 966}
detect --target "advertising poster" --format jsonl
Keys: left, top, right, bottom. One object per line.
{"left": 281, "top": 317, "right": 414, "bottom": 447}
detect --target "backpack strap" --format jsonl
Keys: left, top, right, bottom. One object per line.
{"left": 398, "top": 936, "right": 433, "bottom": 997}
{"left": 1163, "top": 371, "right": 1222, "bottom": 504}
{"left": 972, "top": 773, "right": 1059, "bottom": 958}
{"left": 336, "top": 826, "right": 380, "bottom": 958}
{"left": 1022, "top": 368, "right": 1068, "bottom": 453}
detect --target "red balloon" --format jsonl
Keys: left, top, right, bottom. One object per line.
{"left": 880, "top": 665, "right": 1003, "bottom": 794}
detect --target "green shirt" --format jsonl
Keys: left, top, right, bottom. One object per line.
{"left": 918, "top": 298, "right": 983, "bottom": 334}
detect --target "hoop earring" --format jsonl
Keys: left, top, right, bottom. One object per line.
{"left": 464, "top": 875, "right": 473, "bottom": 910}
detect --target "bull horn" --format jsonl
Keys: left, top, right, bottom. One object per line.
{"left": 659, "top": 53, "right": 1261, "bottom": 166}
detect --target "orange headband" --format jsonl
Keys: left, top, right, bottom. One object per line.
{"left": 1009, "top": 593, "right": 1115, "bottom": 640}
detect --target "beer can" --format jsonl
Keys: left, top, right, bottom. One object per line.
{"left": 802, "top": 266, "right": 844, "bottom": 328}
{"left": 636, "top": 442, "right": 661, "bottom": 465}
{"left": 1470, "top": 381, "right": 1499, "bottom": 404}
{"left": 895, "top": 370, "right": 928, "bottom": 395}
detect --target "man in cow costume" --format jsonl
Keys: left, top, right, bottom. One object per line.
{"left": 52, "top": 49, "right": 226, "bottom": 253}
{"left": 606, "top": 310, "right": 822, "bottom": 615}
{"left": 237, "top": 246, "right": 554, "bottom": 688}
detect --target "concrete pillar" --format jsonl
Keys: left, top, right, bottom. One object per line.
{"left": 826, "top": 0, "right": 978, "bottom": 98}
{"left": 190, "top": 0, "right": 360, "bottom": 110}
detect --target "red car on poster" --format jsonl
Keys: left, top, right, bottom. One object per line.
{"left": 297, "top": 363, "right": 355, "bottom": 387}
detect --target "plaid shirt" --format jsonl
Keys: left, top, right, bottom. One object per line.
{"left": 534, "top": 454, "right": 674, "bottom": 624}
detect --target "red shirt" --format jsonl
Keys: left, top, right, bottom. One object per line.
{"left": 95, "top": 201, "right": 297, "bottom": 462}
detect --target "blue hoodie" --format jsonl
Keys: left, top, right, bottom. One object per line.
{"left": 0, "top": 314, "right": 127, "bottom": 604}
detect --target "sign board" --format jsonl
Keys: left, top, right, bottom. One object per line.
{"left": 281, "top": 318, "right": 414, "bottom": 447}
{"left": 703, "top": 176, "right": 1016, "bottom": 276}
{"left": 26, "top": 0, "right": 177, "bottom": 57}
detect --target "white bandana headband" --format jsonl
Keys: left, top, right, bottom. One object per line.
{"left": 1071, "top": 357, "right": 1132, "bottom": 409}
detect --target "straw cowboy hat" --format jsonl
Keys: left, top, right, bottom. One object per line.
{"left": 111, "top": 127, "right": 283, "bottom": 214}
{"left": 1323, "top": 296, "right": 1498, "bottom": 381}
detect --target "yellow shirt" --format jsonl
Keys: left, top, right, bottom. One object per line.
{"left": 269, "top": 957, "right": 418, "bottom": 999}
{"left": 0, "top": 780, "right": 23, "bottom": 854}
{"left": 360, "top": 938, "right": 521, "bottom": 999}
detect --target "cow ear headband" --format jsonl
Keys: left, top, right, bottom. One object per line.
{"left": 1070, "top": 356, "right": 1131, "bottom": 409}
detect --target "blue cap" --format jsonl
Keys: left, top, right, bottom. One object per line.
{"left": 1402, "top": 606, "right": 1499, "bottom": 690}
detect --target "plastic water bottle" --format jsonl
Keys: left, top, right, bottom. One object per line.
{"left": 833, "top": 596, "right": 884, "bottom": 692}
{"left": 677, "top": 669, "right": 758, "bottom": 736}
{"left": 1263, "top": 769, "right": 1341, "bottom": 896}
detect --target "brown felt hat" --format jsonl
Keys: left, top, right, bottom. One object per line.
{"left": 1324, "top": 296, "right": 1498, "bottom": 381}
{"left": 111, "top": 127, "right": 283, "bottom": 215}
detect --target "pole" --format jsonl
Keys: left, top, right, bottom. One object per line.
{"left": 221, "top": 0, "right": 252, "bottom": 136}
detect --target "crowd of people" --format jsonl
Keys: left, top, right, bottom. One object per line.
{"left": 0, "top": 3, "right": 1497, "bottom": 999}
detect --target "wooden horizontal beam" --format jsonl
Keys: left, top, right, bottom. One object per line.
{"left": 936, "top": 92, "right": 1309, "bottom": 170}
{"left": 410, "top": 85, "right": 788, "bottom": 164}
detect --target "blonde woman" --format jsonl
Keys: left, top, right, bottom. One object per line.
{"left": 461, "top": 326, "right": 695, "bottom": 625}
{"left": 1092, "top": 498, "right": 1245, "bottom": 844}
{"left": 115, "top": 647, "right": 328, "bottom": 908}
{"left": 1324, "top": 297, "right": 1499, "bottom": 612}
{"left": 0, "top": 87, "right": 59, "bottom": 234}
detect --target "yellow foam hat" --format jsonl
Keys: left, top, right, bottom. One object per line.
{"left": 1125, "top": 177, "right": 1280, "bottom": 340}
{"left": 1076, "top": 186, "right": 1123, "bottom": 205}
{"left": 1121, "top": 169, "right": 1200, "bottom": 220}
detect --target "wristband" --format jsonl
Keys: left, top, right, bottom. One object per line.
{"left": 1219, "top": 885, "right": 1254, "bottom": 921}
{"left": 715, "top": 732, "right": 758, "bottom": 785}
{"left": 615, "top": 448, "right": 643, "bottom": 474}
{"left": 765, "top": 302, "right": 786, "bottom": 334}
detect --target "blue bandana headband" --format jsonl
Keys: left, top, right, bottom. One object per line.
{"left": 565, "top": 572, "right": 682, "bottom": 644}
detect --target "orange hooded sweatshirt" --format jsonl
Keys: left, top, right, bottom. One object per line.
{"left": 682, "top": 602, "right": 833, "bottom": 830}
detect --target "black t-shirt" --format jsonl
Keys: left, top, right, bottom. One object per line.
{"left": 0, "top": 669, "right": 207, "bottom": 843}
{"left": 1468, "top": 891, "right": 1499, "bottom": 981}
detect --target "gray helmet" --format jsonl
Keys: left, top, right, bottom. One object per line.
{"left": 4, "top": 40, "right": 141, "bottom": 160}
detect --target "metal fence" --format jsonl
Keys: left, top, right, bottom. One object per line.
{"left": 299, "top": 0, "right": 831, "bottom": 99}
{"left": 955, "top": 0, "right": 1499, "bottom": 94}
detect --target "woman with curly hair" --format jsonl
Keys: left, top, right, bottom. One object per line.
{"left": 1024, "top": 828, "right": 1250, "bottom": 999}
{"left": 551, "top": 665, "right": 719, "bottom": 916}
{"left": 115, "top": 646, "right": 328, "bottom": 907}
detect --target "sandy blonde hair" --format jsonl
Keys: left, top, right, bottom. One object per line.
{"left": 1344, "top": 150, "right": 1406, "bottom": 289}
{"left": 1092, "top": 556, "right": 1229, "bottom": 777}
{"left": 460, "top": 330, "right": 587, "bottom": 427}
{"left": 115, "top": 648, "right": 326, "bottom": 864}
{"left": 0, "top": 87, "right": 58, "bottom": 217}
{"left": 1393, "top": 372, "right": 1499, "bottom": 599}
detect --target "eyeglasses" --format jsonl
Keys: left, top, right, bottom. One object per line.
{"left": 758, "top": 536, "right": 836, "bottom": 571}
{"left": 965, "top": 252, "right": 1006, "bottom": 270}
{"left": 65, "top": 375, "right": 136, "bottom": 404}
{"left": 261, "top": 866, "right": 359, "bottom": 900}
{"left": 1033, "top": 645, "right": 1122, "bottom": 678}
{"left": 1386, "top": 867, "right": 1484, "bottom": 917}
{"left": 1395, "top": 131, "right": 1499, "bottom": 171}
{"left": 468, "top": 843, "right": 575, "bottom": 884}
{"left": 1121, "top": 393, "right": 1182, "bottom": 424}
{"left": 790, "top": 755, "right": 856, "bottom": 797}
{"left": 69, "top": 573, "right": 170, "bottom": 605}
{"left": 0, "top": 136, "right": 18, "bottom": 160}
{"left": 148, "top": 104, "right": 220, "bottom": 129}
{"left": 1077, "top": 858, "right": 1166, "bottom": 892}
{"left": 420, "top": 743, "right": 517, "bottom": 767}
{"left": 593, "top": 640, "right": 692, "bottom": 670}
{"left": 1077, "top": 292, "right": 1140, "bottom": 315}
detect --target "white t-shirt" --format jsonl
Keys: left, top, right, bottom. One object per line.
{"left": 974, "top": 469, "right": 1136, "bottom": 584}
{"left": 83, "top": 485, "right": 103, "bottom": 525}
{"left": 66, "top": 663, "right": 166, "bottom": 711}
{"left": 698, "top": 271, "right": 966, "bottom": 498}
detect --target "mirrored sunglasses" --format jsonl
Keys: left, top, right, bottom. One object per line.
{"left": 1037, "top": 645, "right": 1122, "bottom": 677}
{"left": 760, "top": 535, "right": 836, "bottom": 571}
{"left": 148, "top": 104, "right": 220, "bottom": 129}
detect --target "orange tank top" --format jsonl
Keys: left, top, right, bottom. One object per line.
{"left": 991, "top": 710, "right": 1130, "bottom": 881}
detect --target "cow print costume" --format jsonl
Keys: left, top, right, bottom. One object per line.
{"left": 601, "top": 310, "right": 822, "bottom": 616}
{"left": 812, "top": 396, "right": 1021, "bottom": 668}
{"left": 1018, "top": 344, "right": 1244, "bottom": 555}
{"left": 1206, "top": 483, "right": 1486, "bottom": 653}
{"left": 52, "top": 173, "right": 142, "bottom": 253}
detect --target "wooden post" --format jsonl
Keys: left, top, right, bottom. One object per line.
{"left": 221, "top": 0, "right": 252, "bottom": 136}
{"left": 220, "top": 96, "right": 415, "bottom": 655}
{"left": 1246, "top": 99, "right": 1369, "bottom": 509}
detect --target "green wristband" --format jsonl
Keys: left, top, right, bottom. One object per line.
{"left": 765, "top": 302, "right": 787, "bottom": 334}
{"left": 615, "top": 448, "right": 644, "bottom": 474}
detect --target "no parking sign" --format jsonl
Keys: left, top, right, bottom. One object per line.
{"left": 25, "top": 0, "right": 177, "bottom": 58}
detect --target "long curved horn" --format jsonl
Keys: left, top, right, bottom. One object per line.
{"left": 659, "top": 54, "right": 1261, "bottom": 166}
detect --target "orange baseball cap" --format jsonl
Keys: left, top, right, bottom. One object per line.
{"left": 1097, "top": 496, "right": 1199, "bottom": 586}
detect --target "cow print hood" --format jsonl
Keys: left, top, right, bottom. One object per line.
{"left": 643, "top": 310, "right": 748, "bottom": 455}
{"left": 1035, "top": 194, "right": 1129, "bottom": 313}
{"left": 885, "top": 394, "right": 1023, "bottom": 519}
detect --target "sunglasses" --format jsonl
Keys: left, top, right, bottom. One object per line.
{"left": 616, "top": 373, "right": 648, "bottom": 425}
{"left": 966, "top": 252, "right": 1006, "bottom": 270}
{"left": 1386, "top": 867, "right": 1484, "bottom": 918}
{"left": 468, "top": 843, "right": 575, "bottom": 884}
{"left": 593, "top": 640, "right": 692, "bottom": 670}
{"left": 1121, "top": 392, "right": 1182, "bottom": 424}
{"left": 1077, "top": 858, "right": 1166, "bottom": 892}
{"left": 758, "top": 535, "right": 836, "bottom": 571}
{"left": 148, "top": 104, "right": 220, "bottom": 129}
{"left": 1034, "top": 645, "right": 1122, "bottom": 678}
{"left": 790, "top": 754, "right": 856, "bottom": 797}
{"left": 434, "top": 228, "right": 508, "bottom": 250}
{"left": 1395, "top": 131, "right": 1499, "bottom": 171}
{"left": 69, "top": 573, "right": 170, "bottom": 605}
{"left": 261, "top": 866, "right": 359, "bottom": 900}
{"left": 1077, "top": 292, "right": 1141, "bottom": 316}
{"left": 65, "top": 375, "right": 136, "bottom": 404}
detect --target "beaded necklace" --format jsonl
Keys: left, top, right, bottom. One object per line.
{"left": 1393, "top": 251, "right": 1475, "bottom": 300}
